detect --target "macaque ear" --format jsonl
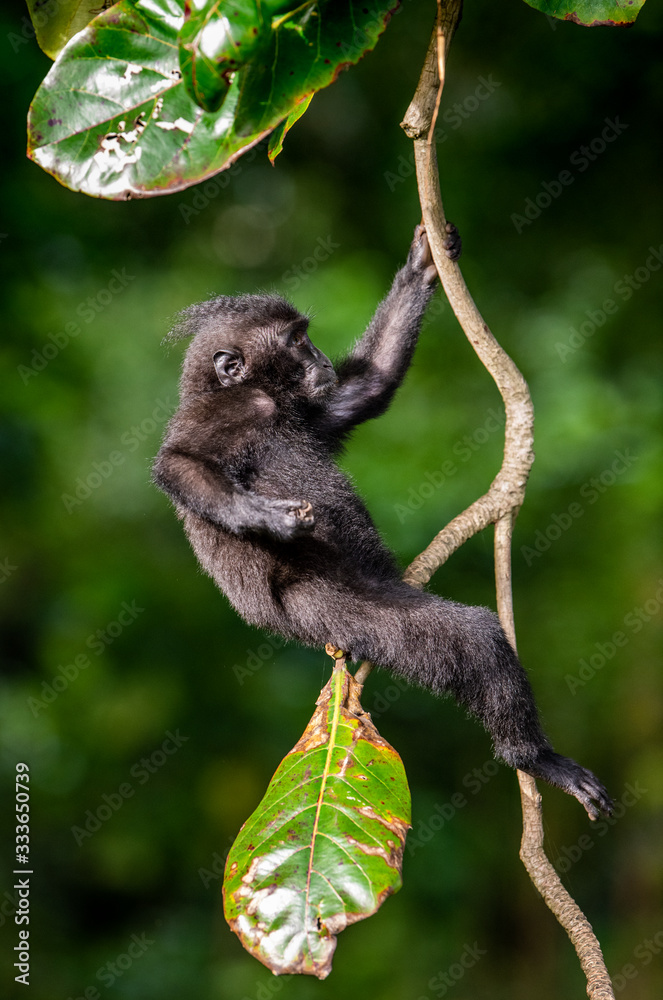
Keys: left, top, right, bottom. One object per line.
{"left": 213, "top": 349, "right": 246, "bottom": 387}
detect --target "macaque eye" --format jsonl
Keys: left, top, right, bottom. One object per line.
{"left": 289, "top": 330, "right": 306, "bottom": 347}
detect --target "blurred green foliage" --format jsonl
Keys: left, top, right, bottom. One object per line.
{"left": 1, "top": 0, "right": 662, "bottom": 998}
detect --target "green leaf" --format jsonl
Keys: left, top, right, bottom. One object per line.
{"left": 26, "top": 0, "right": 115, "bottom": 60}
{"left": 267, "top": 93, "right": 312, "bottom": 163}
{"left": 178, "top": 0, "right": 279, "bottom": 113}
{"left": 231, "top": 1, "right": 394, "bottom": 137}
{"left": 223, "top": 661, "right": 411, "bottom": 979}
{"left": 27, "top": 0, "right": 266, "bottom": 200}
{"left": 27, "top": 0, "right": 395, "bottom": 199}
{"left": 521, "top": 0, "right": 646, "bottom": 26}
{"left": 178, "top": 0, "right": 259, "bottom": 113}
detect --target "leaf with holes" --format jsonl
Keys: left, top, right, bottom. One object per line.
{"left": 27, "top": 0, "right": 396, "bottom": 199}
{"left": 521, "top": 0, "right": 647, "bottom": 26}
{"left": 27, "top": 0, "right": 259, "bottom": 200}
{"left": 223, "top": 661, "right": 411, "bottom": 979}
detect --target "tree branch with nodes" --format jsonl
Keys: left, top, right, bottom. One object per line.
{"left": 357, "top": 4, "right": 615, "bottom": 997}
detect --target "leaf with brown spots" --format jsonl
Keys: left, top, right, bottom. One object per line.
{"left": 522, "top": 0, "right": 646, "bottom": 27}
{"left": 223, "top": 660, "right": 411, "bottom": 979}
{"left": 27, "top": 0, "right": 396, "bottom": 199}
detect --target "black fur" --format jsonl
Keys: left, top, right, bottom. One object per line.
{"left": 153, "top": 226, "right": 612, "bottom": 820}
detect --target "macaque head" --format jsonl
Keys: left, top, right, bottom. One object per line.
{"left": 171, "top": 294, "right": 336, "bottom": 400}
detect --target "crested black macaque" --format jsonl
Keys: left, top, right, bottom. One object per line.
{"left": 153, "top": 225, "right": 612, "bottom": 820}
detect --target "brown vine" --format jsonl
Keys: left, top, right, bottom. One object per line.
{"left": 360, "top": 4, "right": 615, "bottom": 997}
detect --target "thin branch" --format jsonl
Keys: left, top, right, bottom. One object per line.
{"left": 496, "top": 517, "right": 614, "bottom": 999}
{"left": 388, "top": 7, "right": 614, "bottom": 998}
{"left": 400, "top": 2, "right": 534, "bottom": 588}
{"left": 518, "top": 774, "right": 616, "bottom": 999}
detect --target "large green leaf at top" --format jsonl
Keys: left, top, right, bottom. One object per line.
{"left": 27, "top": 0, "right": 396, "bottom": 200}
{"left": 522, "top": 0, "right": 646, "bottom": 26}
{"left": 223, "top": 661, "right": 411, "bottom": 979}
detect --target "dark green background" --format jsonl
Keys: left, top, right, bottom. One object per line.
{"left": 1, "top": 1, "right": 661, "bottom": 997}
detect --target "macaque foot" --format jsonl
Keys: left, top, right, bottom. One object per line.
{"left": 515, "top": 748, "right": 613, "bottom": 821}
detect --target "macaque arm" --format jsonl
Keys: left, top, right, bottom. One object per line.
{"left": 320, "top": 226, "right": 437, "bottom": 436}
{"left": 153, "top": 446, "right": 313, "bottom": 540}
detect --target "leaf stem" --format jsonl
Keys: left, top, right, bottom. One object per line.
{"left": 304, "top": 663, "right": 344, "bottom": 944}
{"left": 270, "top": 0, "right": 318, "bottom": 32}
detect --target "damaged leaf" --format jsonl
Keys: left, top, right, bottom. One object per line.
{"left": 27, "top": 0, "right": 396, "bottom": 199}
{"left": 223, "top": 660, "right": 411, "bottom": 979}
{"left": 522, "top": 0, "right": 646, "bottom": 27}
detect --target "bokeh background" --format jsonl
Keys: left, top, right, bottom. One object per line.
{"left": 1, "top": 0, "right": 662, "bottom": 997}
